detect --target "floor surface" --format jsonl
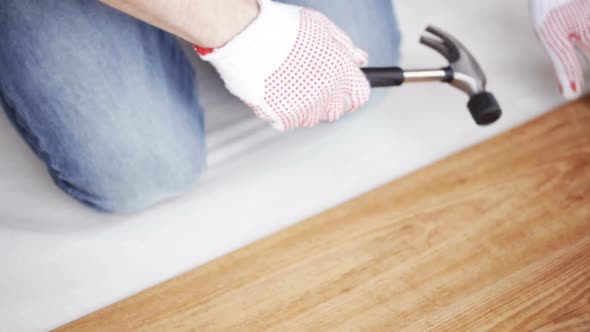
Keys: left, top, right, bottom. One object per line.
{"left": 60, "top": 96, "right": 590, "bottom": 332}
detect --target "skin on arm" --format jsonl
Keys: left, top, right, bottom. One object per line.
{"left": 99, "top": 0, "right": 259, "bottom": 47}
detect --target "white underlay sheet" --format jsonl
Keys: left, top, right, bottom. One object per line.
{"left": 0, "top": 1, "right": 571, "bottom": 330}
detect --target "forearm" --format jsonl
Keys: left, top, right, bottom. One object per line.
{"left": 99, "top": 0, "right": 259, "bottom": 47}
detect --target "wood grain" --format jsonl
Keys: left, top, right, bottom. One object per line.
{"left": 57, "top": 97, "right": 590, "bottom": 332}
{"left": 533, "top": 305, "right": 590, "bottom": 332}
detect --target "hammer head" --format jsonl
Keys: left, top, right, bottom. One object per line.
{"left": 420, "top": 26, "right": 487, "bottom": 96}
{"left": 420, "top": 26, "right": 501, "bottom": 125}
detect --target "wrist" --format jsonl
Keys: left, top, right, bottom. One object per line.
{"left": 189, "top": 0, "right": 260, "bottom": 48}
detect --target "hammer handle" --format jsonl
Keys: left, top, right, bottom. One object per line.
{"left": 362, "top": 67, "right": 453, "bottom": 88}
{"left": 362, "top": 67, "right": 405, "bottom": 87}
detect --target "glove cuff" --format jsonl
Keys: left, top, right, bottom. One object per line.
{"left": 193, "top": 0, "right": 300, "bottom": 64}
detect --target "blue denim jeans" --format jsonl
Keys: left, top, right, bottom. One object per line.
{"left": 0, "top": 1, "right": 400, "bottom": 213}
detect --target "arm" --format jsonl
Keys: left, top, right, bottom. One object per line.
{"left": 99, "top": 0, "right": 259, "bottom": 47}
{"left": 101, "top": 0, "right": 371, "bottom": 131}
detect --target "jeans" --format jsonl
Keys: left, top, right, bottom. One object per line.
{"left": 0, "top": 1, "right": 400, "bottom": 213}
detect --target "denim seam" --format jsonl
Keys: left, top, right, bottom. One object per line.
{"left": 0, "top": 78, "right": 70, "bottom": 189}
{"left": 0, "top": 85, "right": 107, "bottom": 211}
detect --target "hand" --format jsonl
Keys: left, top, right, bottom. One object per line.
{"left": 531, "top": 0, "right": 590, "bottom": 100}
{"left": 195, "top": 0, "right": 371, "bottom": 131}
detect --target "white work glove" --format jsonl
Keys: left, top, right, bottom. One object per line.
{"left": 194, "top": 0, "right": 371, "bottom": 131}
{"left": 531, "top": 0, "right": 590, "bottom": 99}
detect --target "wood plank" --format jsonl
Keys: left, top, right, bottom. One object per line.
{"left": 533, "top": 305, "right": 590, "bottom": 332}
{"left": 57, "top": 97, "right": 590, "bottom": 332}
{"left": 400, "top": 238, "right": 590, "bottom": 332}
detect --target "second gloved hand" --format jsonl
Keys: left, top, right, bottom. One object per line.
{"left": 531, "top": 0, "right": 590, "bottom": 99}
{"left": 194, "top": 0, "right": 371, "bottom": 131}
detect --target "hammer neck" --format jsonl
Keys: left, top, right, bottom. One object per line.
{"left": 402, "top": 68, "right": 452, "bottom": 83}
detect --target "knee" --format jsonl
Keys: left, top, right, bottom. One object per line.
{"left": 52, "top": 146, "right": 206, "bottom": 214}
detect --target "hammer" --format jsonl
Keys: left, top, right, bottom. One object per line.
{"left": 362, "top": 25, "right": 502, "bottom": 126}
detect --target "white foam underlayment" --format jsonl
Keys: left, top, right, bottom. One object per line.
{"left": 0, "top": 0, "right": 577, "bottom": 330}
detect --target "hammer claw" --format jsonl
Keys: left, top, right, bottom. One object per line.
{"left": 423, "top": 25, "right": 461, "bottom": 62}
{"left": 420, "top": 36, "right": 452, "bottom": 60}
{"left": 425, "top": 26, "right": 458, "bottom": 44}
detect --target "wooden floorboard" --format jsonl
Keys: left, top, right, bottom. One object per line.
{"left": 532, "top": 305, "right": 590, "bottom": 332}
{"left": 57, "top": 97, "right": 590, "bottom": 331}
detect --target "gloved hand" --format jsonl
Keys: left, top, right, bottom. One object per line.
{"left": 531, "top": 0, "right": 590, "bottom": 100}
{"left": 194, "top": 0, "right": 371, "bottom": 131}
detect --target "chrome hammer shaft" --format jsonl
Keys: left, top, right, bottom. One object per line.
{"left": 362, "top": 67, "right": 452, "bottom": 87}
